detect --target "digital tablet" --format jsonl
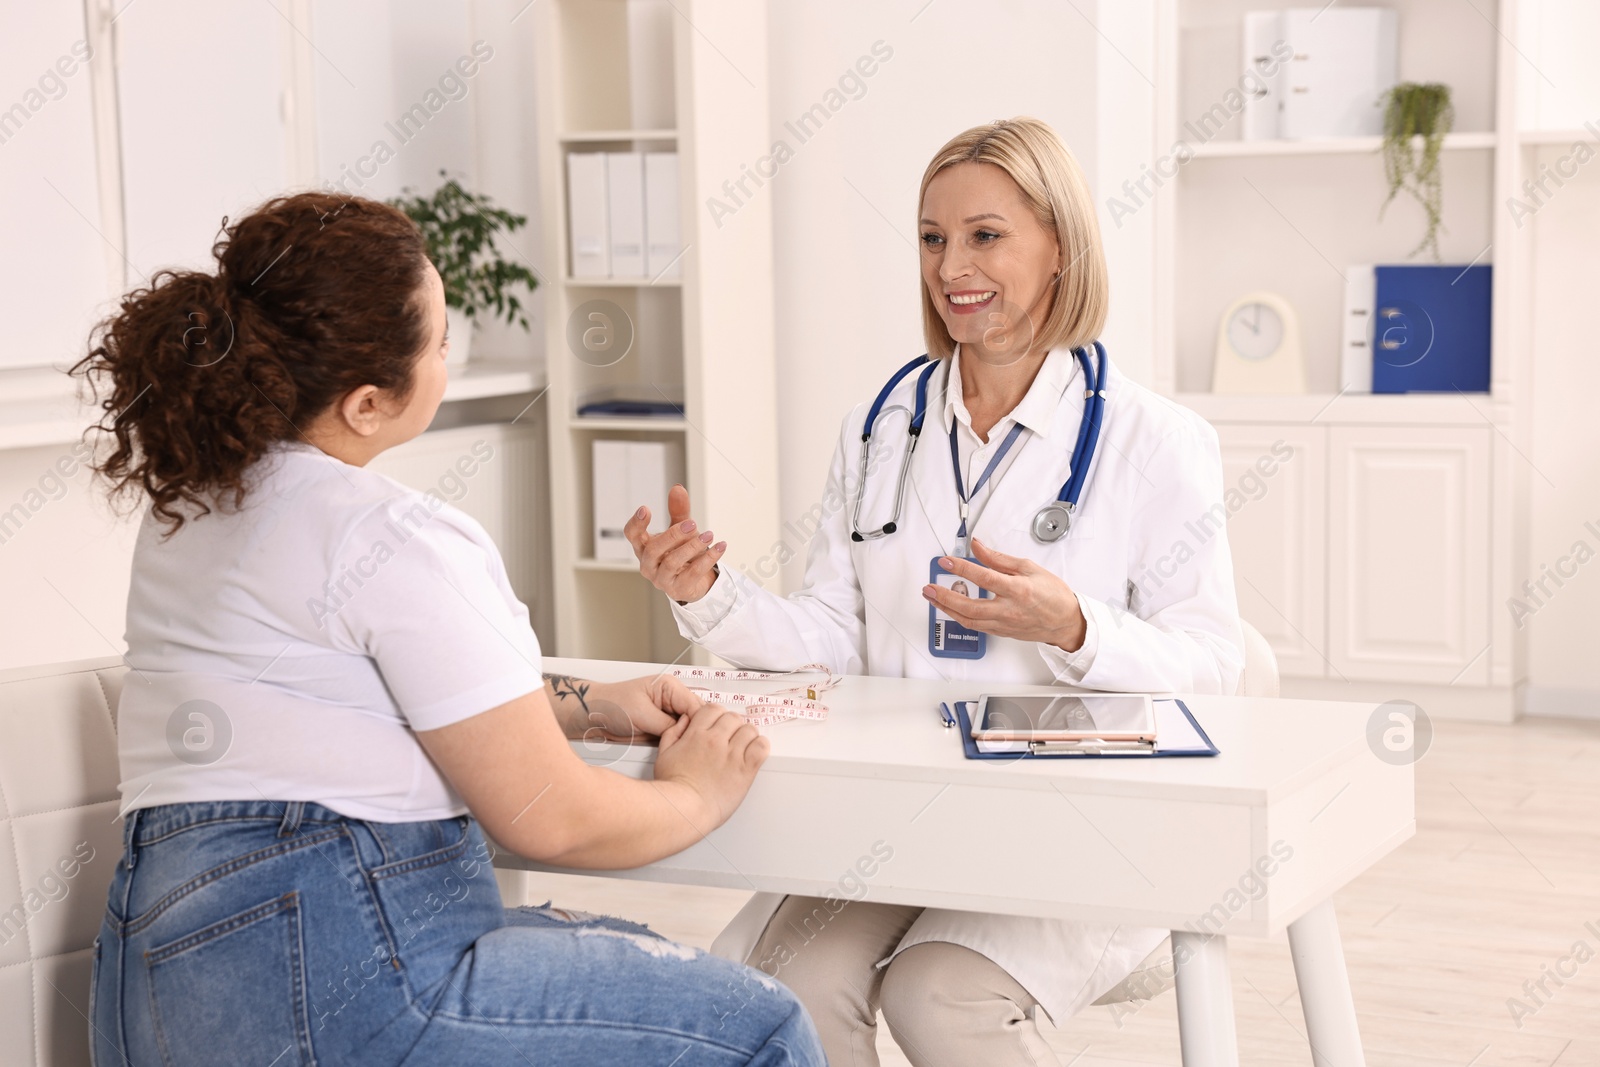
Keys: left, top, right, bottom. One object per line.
{"left": 972, "top": 692, "right": 1156, "bottom": 743}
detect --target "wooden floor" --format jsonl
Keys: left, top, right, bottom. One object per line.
{"left": 502, "top": 714, "right": 1600, "bottom": 1066}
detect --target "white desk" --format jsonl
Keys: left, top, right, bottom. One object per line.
{"left": 495, "top": 657, "right": 1415, "bottom": 1067}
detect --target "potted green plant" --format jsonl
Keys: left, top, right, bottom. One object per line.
{"left": 1378, "top": 82, "right": 1454, "bottom": 261}
{"left": 389, "top": 171, "right": 539, "bottom": 365}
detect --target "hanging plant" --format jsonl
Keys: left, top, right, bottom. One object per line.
{"left": 1378, "top": 82, "right": 1454, "bottom": 261}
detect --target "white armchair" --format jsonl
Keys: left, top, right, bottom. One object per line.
{"left": 0, "top": 655, "right": 129, "bottom": 1067}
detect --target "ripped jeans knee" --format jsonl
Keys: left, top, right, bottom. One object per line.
{"left": 506, "top": 900, "right": 714, "bottom": 962}
{"left": 507, "top": 900, "right": 667, "bottom": 942}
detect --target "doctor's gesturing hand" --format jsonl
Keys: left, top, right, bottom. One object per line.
{"left": 923, "top": 536, "right": 1090, "bottom": 653}
{"left": 625, "top": 483, "right": 727, "bottom": 603}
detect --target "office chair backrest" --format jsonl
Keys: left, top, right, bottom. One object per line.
{"left": 1236, "top": 618, "right": 1280, "bottom": 698}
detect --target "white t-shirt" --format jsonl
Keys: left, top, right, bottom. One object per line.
{"left": 117, "top": 439, "right": 544, "bottom": 822}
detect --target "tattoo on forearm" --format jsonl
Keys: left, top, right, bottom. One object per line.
{"left": 544, "top": 673, "right": 591, "bottom": 717}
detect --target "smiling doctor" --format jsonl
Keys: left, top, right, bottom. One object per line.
{"left": 626, "top": 117, "right": 1244, "bottom": 1067}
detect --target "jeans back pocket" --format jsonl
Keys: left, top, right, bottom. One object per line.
{"left": 145, "top": 892, "right": 314, "bottom": 1067}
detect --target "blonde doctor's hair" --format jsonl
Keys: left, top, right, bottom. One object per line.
{"left": 917, "top": 116, "right": 1108, "bottom": 361}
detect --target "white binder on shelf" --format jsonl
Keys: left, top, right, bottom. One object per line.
{"left": 1242, "top": 11, "right": 1286, "bottom": 140}
{"left": 567, "top": 152, "right": 610, "bottom": 279}
{"left": 644, "top": 152, "right": 681, "bottom": 280}
{"left": 593, "top": 440, "right": 674, "bottom": 561}
{"left": 1281, "top": 8, "right": 1398, "bottom": 140}
{"left": 1340, "top": 264, "right": 1375, "bottom": 394}
{"left": 606, "top": 152, "right": 646, "bottom": 279}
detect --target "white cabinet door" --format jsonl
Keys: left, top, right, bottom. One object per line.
{"left": 1216, "top": 425, "right": 1328, "bottom": 678}
{"left": 115, "top": 2, "right": 288, "bottom": 276}
{"left": 1328, "top": 427, "right": 1491, "bottom": 684}
{"left": 0, "top": 1, "right": 114, "bottom": 369}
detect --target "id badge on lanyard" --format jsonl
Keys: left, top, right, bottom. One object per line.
{"left": 928, "top": 556, "right": 988, "bottom": 659}
{"left": 928, "top": 420, "right": 1024, "bottom": 659}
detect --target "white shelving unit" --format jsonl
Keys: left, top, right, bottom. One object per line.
{"left": 559, "top": 129, "right": 679, "bottom": 143}
{"left": 568, "top": 416, "right": 690, "bottom": 433}
{"left": 1152, "top": 0, "right": 1539, "bottom": 721}
{"left": 531, "top": 0, "right": 781, "bottom": 661}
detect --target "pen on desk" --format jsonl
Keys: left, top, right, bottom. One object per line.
{"left": 937, "top": 701, "right": 956, "bottom": 728}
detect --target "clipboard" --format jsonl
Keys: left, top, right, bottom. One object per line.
{"left": 951, "top": 699, "right": 1219, "bottom": 759}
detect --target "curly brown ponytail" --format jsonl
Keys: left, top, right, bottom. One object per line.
{"left": 70, "top": 192, "right": 431, "bottom": 535}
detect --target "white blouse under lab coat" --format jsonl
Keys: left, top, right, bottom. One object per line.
{"left": 670, "top": 345, "right": 1244, "bottom": 1023}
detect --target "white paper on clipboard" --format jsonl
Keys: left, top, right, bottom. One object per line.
{"left": 1151, "top": 698, "right": 1209, "bottom": 752}
{"left": 974, "top": 698, "right": 1209, "bottom": 755}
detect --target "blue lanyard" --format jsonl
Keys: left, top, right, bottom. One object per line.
{"left": 949, "top": 419, "right": 1025, "bottom": 544}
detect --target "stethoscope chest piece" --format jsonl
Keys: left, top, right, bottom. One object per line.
{"left": 1032, "top": 503, "right": 1072, "bottom": 543}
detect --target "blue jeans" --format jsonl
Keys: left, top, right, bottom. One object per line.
{"left": 90, "top": 800, "right": 822, "bottom": 1066}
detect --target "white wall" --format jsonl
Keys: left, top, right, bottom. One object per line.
{"left": 0, "top": 440, "right": 139, "bottom": 668}
{"left": 466, "top": 0, "right": 550, "bottom": 366}
{"left": 1512, "top": 0, "right": 1600, "bottom": 713}
{"left": 313, "top": 0, "right": 549, "bottom": 365}
{"left": 761, "top": 0, "right": 1103, "bottom": 592}
{"left": 1521, "top": 160, "right": 1600, "bottom": 712}
{"left": 312, "top": 0, "right": 475, "bottom": 201}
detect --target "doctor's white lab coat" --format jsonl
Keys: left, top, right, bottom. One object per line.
{"left": 669, "top": 346, "right": 1244, "bottom": 1024}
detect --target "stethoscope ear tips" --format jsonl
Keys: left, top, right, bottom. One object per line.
{"left": 850, "top": 532, "right": 864, "bottom": 543}
{"left": 882, "top": 522, "right": 897, "bottom": 535}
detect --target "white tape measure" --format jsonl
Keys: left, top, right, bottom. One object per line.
{"left": 666, "top": 664, "right": 838, "bottom": 726}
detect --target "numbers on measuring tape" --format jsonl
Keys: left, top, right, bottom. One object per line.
{"left": 665, "top": 664, "right": 837, "bottom": 726}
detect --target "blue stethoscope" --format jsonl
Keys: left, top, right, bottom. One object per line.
{"left": 849, "top": 342, "right": 1107, "bottom": 545}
